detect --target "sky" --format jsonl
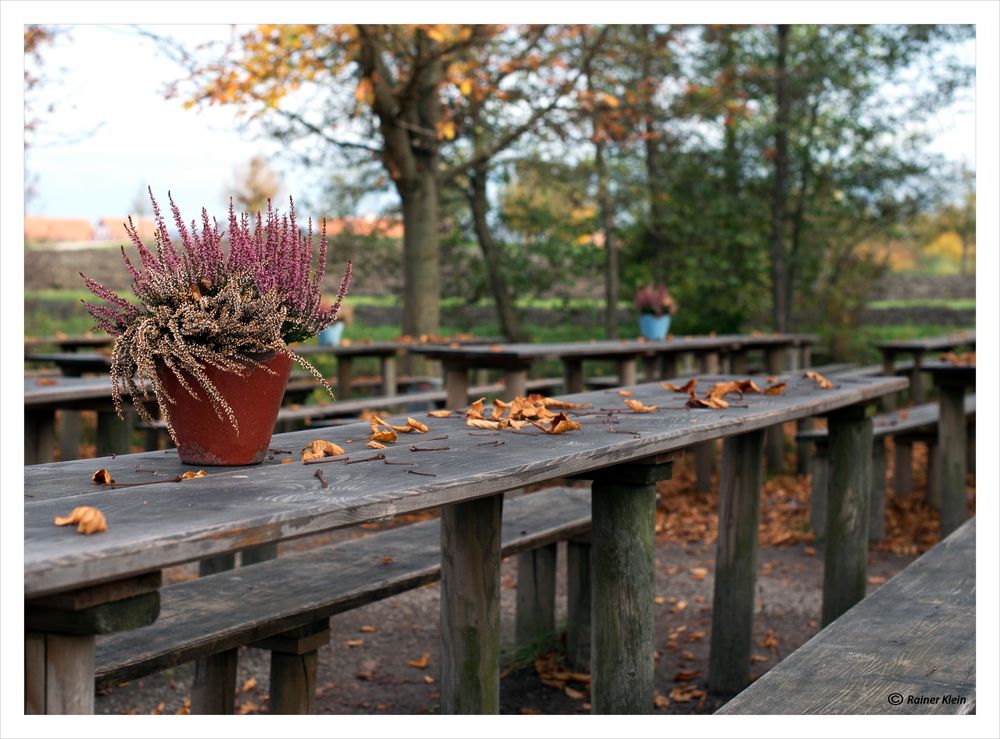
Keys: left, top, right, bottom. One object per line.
{"left": 25, "top": 24, "right": 977, "bottom": 223}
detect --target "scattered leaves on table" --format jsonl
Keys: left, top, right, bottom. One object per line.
{"left": 940, "top": 351, "right": 975, "bottom": 366}
{"left": 91, "top": 468, "right": 114, "bottom": 485}
{"left": 367, "top": 440, "right": 387, "bottom": 449}
{"left": 662, "top": 378, "right": 697, "bottom": 394}
{"left": 625, "top": 398, "right": 657, "bottom": 413}
{"left": 764, "top": 382, "right": 787, "bottom": 396}
{"left": 53, "top": 505, "right": 108, "bottom": 535}
{"left": 617, "top": 390, "right": 634, "bottom": 397}
{"left": 427, "top": 409, "right": 453, "bottom": 418}
{"left": 301, "top": 439, "right": 345, "bottom": 461}
{"left": 389, "top": 417, "right": 429, "bottom": 433}
{"left": 804, "top": 370, "right": 834, "bottom": 389}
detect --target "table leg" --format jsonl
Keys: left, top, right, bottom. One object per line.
{"left": 810, "top": 440, "right": 829, "bottom": 538}
{"left": 96, "top": 410, "right": 131, "bottom": 457}
{"left": 588, "top": 461, "right": 671, "bottom": 713}
{"left": 444, "top": 364, "right": 470, "bottom": 409}
{"left": 764, "top": 348, "right": 786, "bottom": 472}
{"left": 25, "top": 408, "right": 56, "bottom": 464}
{"left": 822, "top": 404, "right": 873, "bottom": 626}
{"left": 660, "top": 353, "right": 679, "bottom": 381}
{"left": 730, "top": 350, "right": 748, "bottom": 375}
{"left": 694, "top": 442, "right": 714, "bottom": 493}
{"left": 910, "top": 351, "right": 925, "bottom": 404}
{"left": 25, "top": 631, "right": 95, "bottom": 714}
{"left": 880, "top": 350, "right": 897, "bottom": 411}
{"left": 440, "top": 494, "right": 503, "bottom": 714}
{"left": 515, "top": 544, "right": 557, "bottom": 650}
{"left": 566, "top": 535, "right": 592, "bottom": 673}
{"left": 937, "top": 380, "right": 967, "bottom": 537}
{"left": 59, "top": 410, "right": 82, "bottom": 462}
{"left": 617, "top": 357, "right": 637, "bottom": 387}
{"left": 709, "top": 429, "right": 765, "bottom": 696}
{"left": 870, "top": 437, "right": 887, "bottom": 543}
{"left": 254, "top": 619, "right": 330, "bottom": 715}
{"left": 503, "top": 368, "right": 528, "bottom": 400}
{"left": 643, "top": 355, "right": 658, "bottom": 382}
{"left": 381, "top": 355, "right": 398, "bottom": 398}
{"left": 800, "top": 344, "right": 812, "bottom": 370}
{"left": 795, "top": 418, "right": 815, "bottom": 475}
{"left": 336, "top": 357, "right": 353, "bottom": 401}
{"left": 562, "top": 359, "right": 584, "bottom": 394}
{"left": 700, "top": 351, "right": 720, "bottom": 374}
{"left": 893, "top": 437, "right": 914, "bottom": 497}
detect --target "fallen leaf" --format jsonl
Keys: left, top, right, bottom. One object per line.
{"left": 654, "top": 692, "right": 670, "bottom": 709}
{"left": 427, "top": 410, "right": 452, "bottom": 418}
{"left": 520, "top": 707, "right": 542, "bottom": 714}
{"left": 423, "top": 675, "right": 434, "bottom": 684}
{"left": 803, "top": 546, "right": 816, "bottom": 557}
{"left": 541, "top": 398, "right": 592, "bottom": 410}
{"left": 390, "top": 417, "right": 430, "bottom": 433}
{"left": 242, "top": 677, "right": 257, "bottom": 692}
{"left": 367, "top": 441, "right": 387, "bottom": 449}
{"left": 804, "top": 370, "right": 834, "bottom": 389}
{"left": 625, "top": 398, "right": 657, "bottom": 413}
{"left": 53, "top": 506, "right": 108, "bottom": 535}
{"left": 35, "top": 378, "right": 59, "bottom": 386}
{"left": 360, "top": 625, "right": 377, "bottom": 633}
{"left": 151, "top": 702, "right": 165, "bottom": 715}
{"left": 750, "top": 654, "right": 769, "bottom": 664}
{"left": 343, "top": 639, "right": 364, "bottom": 648}
{"left": 381, "top": 556, "right": 393, "bottom": 565}
{"left": 670, "top": 600, "right": 688, "bottom": 613}
{"left": 181, "top": 469, "right": 207, "bottom": 479}
{"left": 301, "top": 439, "right": 346, "bottom": 461}
{"left": 867, "top": 575, "right": 887, "bottom": 585}
{"left": 564, "top": 686, "right": 586, "bottom": 700}
{"left": 175, "top": 698, "right": 191, "bottom": 715}
{"left": 281, "top": 458, "right": 293, "bottom": 464}
{"left": 654, "top": 596, "right": 667, "bottom": 604}
{"left": 617, "top": 390, "right": 634, "bottom": 397}
{"left": 237, "top": 700, "right": 258, "bottom": 714}
{"left": 674, "top": 669, "right": 700, "bottom": 682}
{"left": 465, "top": 397, "right": 486, "bottom": 419}
{"left": 91, "top": 468, "right": 114, "bottom": 485}
{"left": 686, "top": 631, "right": 707, "bottom": 642}
{"left": 686, "top": 394, "right": 728, "bottom": 409}
{"left": 407, "top": 653, "right": 430, "bottom": 669}
{"left": 764, "top": 382, "right": 787, "bottom": 396}
{"left": 370, "top": 428, "right": 397, "bottom": 443}
{"left": 689, "top": 567, "right": 709, "bottom": 581}
{"left": 760, "top": 630, "right": 779, "bottom": 651}
{"left": 355, "top": 658, "right": 378, "bottom": 681}
{"left": 662, "top": 378, "right": 697, "bottom": 393}
{"left": 466, "top": 418, "right": 500, "bottom": 430}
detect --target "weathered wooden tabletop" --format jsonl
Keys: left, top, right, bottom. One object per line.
{"left": 24, "top": 372, "right": 904, "bottom": 599}
{"left": 918, "top": 361, "right": 977, "bottom": 381}
{"left": 873, "top": 331, "right": 975, "bottom": 353}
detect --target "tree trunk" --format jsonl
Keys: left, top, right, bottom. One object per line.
{"left": 469, "top": 168, "right": 528, "bottom": 342}
{"left": 595, "top": 140, "right": 619, "bottom": 339}
{"left": 769, "top": 24, "right": 790, "bottom": 333}
{"left": 399, "top": 168, "right": 441, "bottom": 339}
{"left": 641, "top": 27, "right": 669, "bottom": 283}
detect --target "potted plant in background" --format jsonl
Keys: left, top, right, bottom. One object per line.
{"left": 635, "top": 284, "right": 677, "bottom": 340}
{"left": 81, "top": 190, "right": 352, "bottom": 465}
{"left": 317, "top": 301, "right": 354, "bottom": 346}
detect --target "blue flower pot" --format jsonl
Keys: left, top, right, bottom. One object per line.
{"left": 638, "top": 313, "right": 671, "bottom": 341}
{"left": 318, "top": 322, "right": 345, "bottom": 346}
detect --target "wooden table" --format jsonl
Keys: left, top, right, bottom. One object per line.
{"left": 24, "top": 371, "right": 902, "bottom": 714}
{"left": 921, "top": 361, "right": 976, "bottom": 537}
{"left": 24, "top": 377, "right": 147, "bottom": 464}
{"left": 873, "top": 331, "right": 975, "bottom": 406}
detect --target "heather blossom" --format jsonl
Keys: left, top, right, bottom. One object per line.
{"left": 81, "top": 189, "right": 352, "bottom": 442}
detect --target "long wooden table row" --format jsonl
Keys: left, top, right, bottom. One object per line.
{"left": 25, "top": 371, "right": 908, "bottom": 714}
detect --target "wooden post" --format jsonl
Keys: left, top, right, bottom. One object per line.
{"left": 822, "top": 404, "right": 873, "bottom": 626}
{"left": 503, "top": 368, "right": 528, "bottom": 400}
{"left": 893, "top": 437, "right": 914, "bottom": 497}
{"left": 869, "top": 437, "right": 887, "bottom": 543}
{"left": 800, "top": 343, "right": 812, "bottom": 370}
{"left": 381, "top": 355, "right": 399, "bottom": 398}
{"left": 660, "top": 353, "right": 679, "bottom": 381}
{"left": 59, "top": 410, "right": 82, "bottom": 462}
{"left": 617, "top": 358, "right": 637, "bottom": 387}
{"left": 708, "top": 429, "right": 765, "bottom": 696}
{"left": 96, "top": 410, "right": 131, "bottom": 457}
{"left": 25, "top": 408, "right": 57, "bottom": 465}
{"left": 765, "top": 348, "right": 786, "bottom": 472}
{"left": 440, "top": 494, "right": 503, "bottom": 714}
{"left": 562, "top": 359, "right": 584, "bottom": 394}
{"left": 253, "top": 619, "right": 330, "bottom": 715}
{"left": 694, "top": 442, "right": 714, "bottom": 493}
{"left": 910, "top": 351, "right": 926, "bottom": 404}
{"left": 880, "top": 349, "right": 897, "bottom": 411}
{"left": 515, "top": 544, "right": 557, "bottom": 650}
{"left": 191, "top": 649, "right": 238, "bottom": 714}
{"left": 966, "top": 420, "right": 975, "bottom": 474}
{"left": 25, "top": 576, "right": 161, "bottom": 714}
{"left": 731, "top": 350, "right": 748, "bottom": 375}
{"left": 643, "top": 355, "right": 658, "bottom": 382}
{"left": 937, "top": 379, "right": 967, "bottom": 536}
{"left": 565, "top": 535, "right": 592, "bottom": 673}
{"left": 585, "top": 460, "right": 671, "bottom": 714}
{"left": 809, "top": 439, "right": 829, "bottom": 539}
{"left": 336, "top": 356, "right": 353, "bottom": 401}
{"left": 925, "top": 437, "right": 941, "bottom": 509}
{"left": 700, "top": 351, "right": 720, "bottom": 374}
{"left": 444, "top": 364, "right": 469, "bottom": 409}
{"left": 795, "top": 418, "right": 815, "bottom": 475}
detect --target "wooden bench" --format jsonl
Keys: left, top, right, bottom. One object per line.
{"left": 716, "top": 516, "right": 975, "bottom": 714}
{"left": 798, "top": 395, "right": 976, "bottom": 541}
{"left": 93, "top": 486, "right": 591, "bottom": 713}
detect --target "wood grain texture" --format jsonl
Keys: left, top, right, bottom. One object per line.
{"left": 94, "top": 487, "right": 590, "bottom": 686}
{"left": 25, "top": 408, "right": 56, "bottom": 465}
{"left": 718, "top": 518, "right": 975, "bottom": 715}
{"left": 590, "top": 471, "right": 661, "bottom": 714}
{"left": 515, "top": 545, "right": 557, "bottom": 649}
{"left": 894, "top": 438, "right": 914, "bottom": 497}
{"left": 809, "top": 441, "right": 829, "bottom": 538}
{"left": 190, "top": 648, "right": 237, "bottom": 714}
{"left": 795, "top": 396, "right": 976, "bottom": 442}
{"left": 937, "top": 380, "right": 968, "bottom": 537}
{"left": 709, "top": 430, "right": 765, "bottom": 696}
{"left": 562, "top": 359, "right": 585, "bottom": 394}
{"left": 822, "top": 406, "right": 874, "bottom": 626}
{"left": 566, "top": 539, "right": 592, "bottom": 673}
{"left": 870, "top": 438, "right": 887, "bottom": 542}
{"left": 440, "top": 494, "right": 503, "bottom": 714}
{"left": 25, "top": 373, "right": 905, "bottom": 598}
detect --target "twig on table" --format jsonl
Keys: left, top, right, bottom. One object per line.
{"left": 314, "top": 469, "right": 328, "bottom": 489}
{"left": 344, "top": 453, "right": 387, "bottom": 465}
{"left": 302, "top": 455, "right": 349, "bottom": 466}
{"left": 407, "top": 469, "right": 437, "bottom": 477}
{"left": 384, "top": 459, "right": 416, "bottom": 466}
{"left": 477, "top": 440, "right": 505, "bottom": 446}
{"left": 409, "top": 445, "right": 450, "bottom": 452}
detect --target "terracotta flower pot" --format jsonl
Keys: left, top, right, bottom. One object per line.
{"left": 156, "top": 352, "right": 292, "bottom": 466}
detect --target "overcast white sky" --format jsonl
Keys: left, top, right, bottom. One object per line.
{"left": 25, "top": 24, "right": 976, "bottom": 221}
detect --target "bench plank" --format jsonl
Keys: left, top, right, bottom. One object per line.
{"left": 796, "top": 396, "right": 976, "bottom": 442}
{"left": 717, "top": 517, "right": 975, "bottom": 714}
{"left": 94, "top": 486, "right": 590, "bottom": 687}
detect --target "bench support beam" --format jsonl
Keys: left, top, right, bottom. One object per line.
{"left": 709, "top": 429, "right": 765, "bottom": 696}
{"left": 822, "top": 404, "right": 874, "bottom": 626}
{"left": 515, "top": 544, "right": 557, "bottom": 651}
{"left": 253, "top": 619, "right": 330, "bottom": 715}
{"left": 870, "top": 438, "right": 887, "bottom": 542}
{"left": 566, "top": 536, "right": 592, "bottom": 673}
{"left": 809, "top": 440, "right": 829, "bottom": 538}
{"left": 191, "top": 648, "right": 237, "bottom": 714}
{"left": 440, "top": 493, "right": 503, "bottom": 714}
{"left": 937, "top": 379, "right": 968, "bottom": 536}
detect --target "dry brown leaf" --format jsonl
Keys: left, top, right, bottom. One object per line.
{"left": 466, "top": 397, "right": 486, "bottom": 419}
{"left": 764, "top": 382, "right": 787, "bottom": 396}
{"left": 35, "top": 377, "right": 59, "bottom": 386}
{"left": 427, "top": 409, "right": 453, "bottom": 418}
{"left": 541, "top": 398, "right": 592, "bottom": 410}
{"left": 670, "top": 600, "right": 688, "bottom": 613}
{"left": 760, "top": 630, "right": 779, "bottom": 651}
{"left": 520, "top": 707, "right": 543, "bottom": 715}
{"left": 407, "top": 653, "right": 430, "bottom": 669}
{"left": 381, "top": 556, "right": 393, "bottom": 565}
{"left": 281, "top": 458, "right": 293, "bottom": 464}
{"left": 617, "top": 390, "right": 634, "bottom": 397}
{"left": 491, "top": 398, "right": 512, "bottom": 419}
{"left": 301, "top": 439, "right": 346, "bottom": 460}
{"left": 736, "top": 379, "right": 762, "bottom": 394}
{"left": 654, "top": 692, "right": 670, "bottom": 709}
{"left": 625, "top": 398, "right": 657, "bottom": 413}
{"left": 343, "top": 639, "right": 364, "bottom": 647}
{"left": 90, "top": 468, "right": 114, "bottom": 485}
{"left": 686, "top": 395, "right": 728, "bottom": 409}
{"left": 674, "top": 669, "right": 700, "bottom": 682}
{"left": 360, "top": 625, "right": 377, "bottom": 633}
{"left": 241, "top": 677, "right": 257, "bottom": 692}
{"left": 181, "top": 470, "right": 207, "bottom": 479}
{"left": 53, "top": 505, "right": 108, "bottom": 535}
{"left": 804, "top": 370, "right": 834, "bottom": 389}
{"left": 423, "top": 675, "right": 434, "bottom": 684}
{"left": 367, "top": 440, "right": 387, "bottom": 449}
{"left": 662, "top": 378, "right": 698, "bottom": 394}
{"left": 689, "top": 567, "right": 709, "bottom": 581}
{"left": 466, "top": 418, "right": 500, "bottom": 430}
{"left": 564, "top": 686, "right": 586, "bottom": 701}
{"left": 370, "top": 428, "right": 397, "bottom": 443}
{"left": 546, "top": 413, "right": 582, "bottom": 434}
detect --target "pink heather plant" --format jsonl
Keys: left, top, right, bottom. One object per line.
{"left": 81, "top": 189, "right": 352, "bottom": 442}
{"left": 635, "top": 284, "right": 677, "bottom": 317}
